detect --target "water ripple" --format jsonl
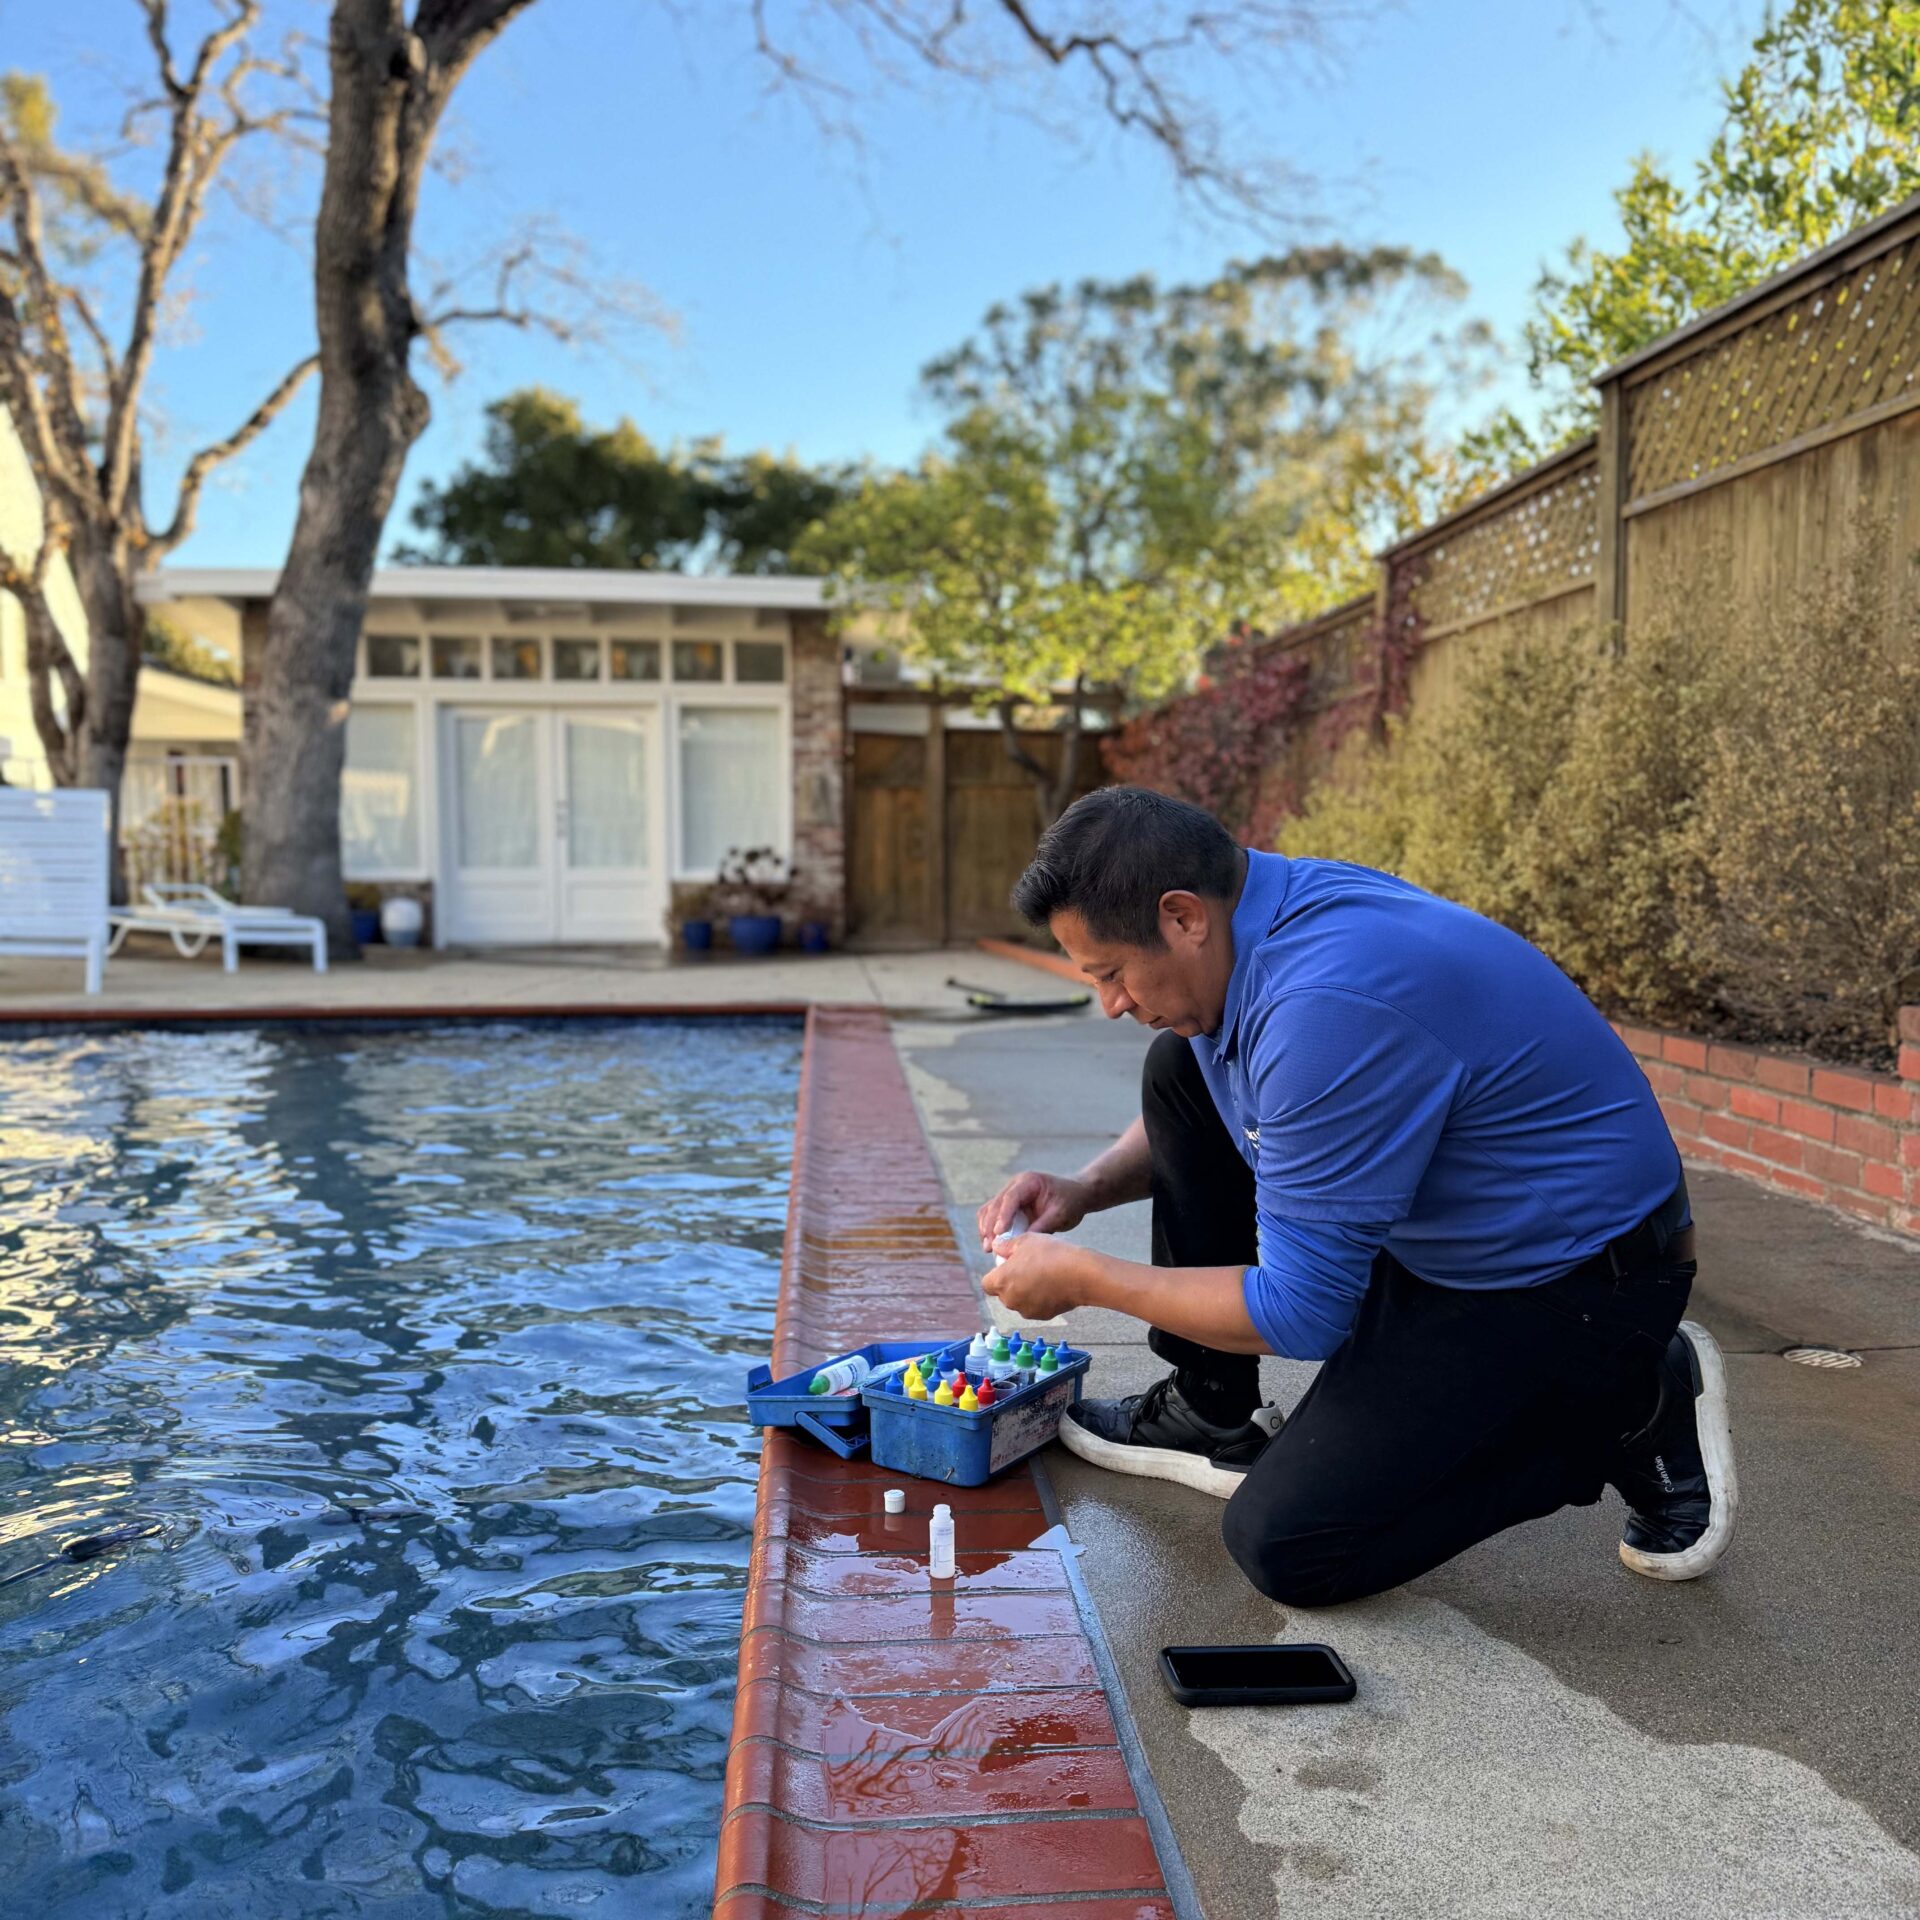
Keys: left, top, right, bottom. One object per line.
{"left": 0, "top": 1018, "right": 799, "bottom": 1917}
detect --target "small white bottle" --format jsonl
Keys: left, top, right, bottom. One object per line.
{"left": 966, "top": 1331, "right": 992, "bottom": 1370}
{"left": 928, "top": 1502, "right": 955, "bottom": 1580}
{"left": 993, "top": 1209, "right": 1030, "bottom": 1266}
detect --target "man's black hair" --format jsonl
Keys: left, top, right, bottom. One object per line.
{"left": 1010, "top": 786, "right": 1243, "bottom": 947}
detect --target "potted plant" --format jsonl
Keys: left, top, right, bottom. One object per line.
{"left": 794, "top": 884, "right": 834, "bottom": 954}
{"left": 345, "top": 882, "right": 383, "bottom": 946}
{"left": 715, "top": 846, "right": 793, "bottom": 956}
{"left": 672, "top": 883, "right": 716, "bottom": 953}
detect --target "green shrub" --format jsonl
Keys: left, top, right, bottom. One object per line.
{"left": 1276, "top": 535, "right": 1920, "bottom": 1062}
{"left": 1675, "top": 540, "right": 1920, "bottom": 1059}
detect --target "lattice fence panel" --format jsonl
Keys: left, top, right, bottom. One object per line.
{"left": 1408, "top": 456, "right": 1601, "bottom": 634}
{"left": 1626, "top": 238, "right": 1920, "bottom": 502}
{"left": 1300, "top": 603, "right": 1375, "bottom": 707}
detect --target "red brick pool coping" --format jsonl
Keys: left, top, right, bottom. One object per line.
{"left": 715, "top": 1005, "right": 1183, "bottom": 1918}
{"left": 976, "top": 937, "right": 1085, "bottom": 984}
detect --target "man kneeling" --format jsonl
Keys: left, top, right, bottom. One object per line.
{"left": 979, "top": 787, "right": 1737, "bottom": 1606}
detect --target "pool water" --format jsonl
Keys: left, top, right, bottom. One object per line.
{"left": 0, "top": 1020, "right": 801, "bottom": 1917}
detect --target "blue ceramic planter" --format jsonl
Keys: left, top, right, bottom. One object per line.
{"left": 798, "top": 921, "right": 830, "bottom": 954}
{"left": 729, "top": 913, "right": 782, "bottom": 956}
{"left": 350, "top": 909, "right": 382, "bottom": 946}
{"left": 681, "top": 919, "right": 714, "bottom": 952}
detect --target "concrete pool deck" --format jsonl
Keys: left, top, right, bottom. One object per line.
{"left": 0, "top": 942, "right": 1054, "bottom": 1027}
{"left": 891, "top": 1001, "right": 1920, "bottom": 1918}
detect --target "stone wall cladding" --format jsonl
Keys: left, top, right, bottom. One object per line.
{"left": 1614, "top": 1007, "right": 1920, "bottom": 1236}
{"left": 787, "top": 611, "right": 846, "bottom": 941}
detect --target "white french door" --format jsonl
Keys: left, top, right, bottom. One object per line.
{"left": 555, "top": 709, "right": 663, "bottom": 941}
{"left": 439, "top": 706, "right": 664, "bottom": 945}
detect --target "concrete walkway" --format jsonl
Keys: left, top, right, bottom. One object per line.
{"left": 0, "top": 942, "right": 1055, "bottom": 1023}
{"left": 892, "top": 1004, "right": 1920, "bottom": 1920}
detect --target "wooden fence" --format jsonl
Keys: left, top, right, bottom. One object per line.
{"left": 848, "top": 707, "right": 1105, "bottom": 947}
{"left": 1194, "top": 191, "right": 1920, "bottom": 814}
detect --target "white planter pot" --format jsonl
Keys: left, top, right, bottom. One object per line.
{"left": 380, "top": 896, "right": 424, "bottom": 948}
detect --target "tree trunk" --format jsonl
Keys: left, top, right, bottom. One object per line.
{"left": 244, "top": 6, "right": 435, "bottom": 943}
{"left": 245, "top": 1, "right": 529, "bottom": 944}
{"left": 71, "top": 536, "right": 144, "bottom": 902}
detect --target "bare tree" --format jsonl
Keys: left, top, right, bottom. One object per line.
{"left": 0, "top": 4, "right": 321, "bottom": 883}
{"left": 249, "top": 0, "right": 1367, "bottom": 942}
{"left": 246, "top": 0, "right": 550, "bottom": 930}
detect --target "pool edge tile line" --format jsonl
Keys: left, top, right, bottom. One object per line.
{"left": 714, "top": 1005, "right": 1187, "bottom": 1918}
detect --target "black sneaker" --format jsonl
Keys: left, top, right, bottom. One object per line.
{"left": 1056, "top": 1373, "right": 1281, "bottom": 1500}
{"left": 1612, "top": 1320, "right": 1738, "bottom": 1581}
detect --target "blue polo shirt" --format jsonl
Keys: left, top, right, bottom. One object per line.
{"left": 1194, "top": 852, "right": 1681, "bottom": 1361}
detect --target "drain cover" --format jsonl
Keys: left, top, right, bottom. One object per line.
{"left": 1782, "top": 1346, "right": 1863, "bottom": 1369}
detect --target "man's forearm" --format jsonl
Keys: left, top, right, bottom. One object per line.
{"left": 1073, "top": 1116, "right": 1153, "bottom": 1213}
{"left": 1070, "top": 1245, "right": 1266, "bottom": 1354}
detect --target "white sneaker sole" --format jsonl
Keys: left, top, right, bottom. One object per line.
{"left": 1619, "top": 1319, "right": 1739, "bottom": 1582}
{"left": 1055, "top": 1406, "right": 1275, "bottom": 1501}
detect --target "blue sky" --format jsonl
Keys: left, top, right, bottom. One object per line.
{"left": 0, "top": 0, "right": 1773, "bottom": 566}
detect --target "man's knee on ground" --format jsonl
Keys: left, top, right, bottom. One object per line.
{"left": 1221, "top": 1493, "right": 1374, "bottom": 1609}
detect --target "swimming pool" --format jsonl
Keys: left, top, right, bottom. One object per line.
{"left": 0, "top": 1018, "right": 801, "bottom": 1917}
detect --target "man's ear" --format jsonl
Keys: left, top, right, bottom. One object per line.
{"left": 1159, "top": 889, "right": 1212, "bottom": 947}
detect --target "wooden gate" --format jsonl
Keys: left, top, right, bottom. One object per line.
{"left": 848, "top": 714, "right": 1102, "bottom": 947}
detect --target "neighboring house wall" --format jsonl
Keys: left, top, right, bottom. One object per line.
{"left": 0, "top": 403, "right": 92, "bottom": 786}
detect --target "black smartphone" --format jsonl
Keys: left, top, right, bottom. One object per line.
{"left": 1160, "top": 1643, "right": 1356, "bottom": 1708}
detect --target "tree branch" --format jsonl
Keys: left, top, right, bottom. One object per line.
{"left": 0, "top": 125, "right": 93, "bottom": 496}
{"left": 146, "top": 351, "right": 319, "bottom": 556}
{"left": 415, "top": 0, "right": 538, "bottom": 68}
{"left": 106, "top": 0, "right": 266, "bottom": 522}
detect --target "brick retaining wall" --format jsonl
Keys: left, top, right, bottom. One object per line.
{"left": 1612, "top": 1008, "right": 1920, "bottom": 1237}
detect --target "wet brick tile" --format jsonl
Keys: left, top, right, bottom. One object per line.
{"left": 717, "top": 1899, "right": 1175, "bottom": 1920}
{"left": 763, "top": 1506, "right": 1059, "bottom": 1554}
{"left": 714, "top": 1808, "right": 1165, "bottom": 1909}
{"left": 726, "top": 1735, "right": 1140, "bottom": 1821}
{"left": 739, "top": 1628, "right": 1099, "bottom": 1695}
{"left": 731, "top": 1678, "right": 1119, "bottom": 1752}
{"left": 743, "top": 1584, "right": 1084, "bottom": 1644}
{"left": 751, "top": 1538, "right": 1072, "bottom": 1595}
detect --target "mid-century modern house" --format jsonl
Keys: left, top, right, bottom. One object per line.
{"left": 137, "top": 567, "right": 846, "bottom": 948}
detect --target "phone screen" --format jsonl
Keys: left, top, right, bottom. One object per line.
{"left": 1162, "top": 1645, "right": 1349, "bottom": 1693}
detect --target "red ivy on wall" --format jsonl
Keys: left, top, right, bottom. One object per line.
{"left": 1103, "top": 570, "right": 1428, "bottom": 847}
{"left": 1103, "top": 625, "right": 1313, "bottom": 844}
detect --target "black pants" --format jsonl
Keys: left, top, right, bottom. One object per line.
{"left": 1141, "top": 1030, "right": 1694, "bottom": 1607}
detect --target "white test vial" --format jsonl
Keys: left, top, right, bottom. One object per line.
{"left": 993, "top": 1210, "right": 1030, "bottom": 1266}
{"left": 928, "top": 1503, "right": 955, "bottom": 1579}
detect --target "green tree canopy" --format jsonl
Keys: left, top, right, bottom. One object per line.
{"left": 1474, "top": 0, "right": 1920, "bottom": 467}
{"left": 394, "top": 387, "right": 854, "bottom": 574}
{"left": 800, "top": 248, "right": 1493, "bottom": 822}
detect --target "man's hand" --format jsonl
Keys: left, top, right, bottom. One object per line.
{"left": 981, "top": 1230, "right": 1090, "bottom": 1321}
{"left": 977, "top": 1171, "right": 1092, "bottom": 1252}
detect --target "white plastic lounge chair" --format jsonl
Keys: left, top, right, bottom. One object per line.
{"left": 107, "top": 881, "right": 328, "bottom": 974}
{"left": 0, "top": 788, "right": 110, "bottom": 994}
